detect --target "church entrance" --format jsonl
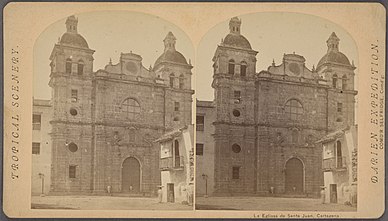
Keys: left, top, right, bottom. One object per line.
{"left": 285, "top": 158, "right": 304, "bottom": 193}
{"left": 122, "top": 157, "right": 141, "bottom": 193}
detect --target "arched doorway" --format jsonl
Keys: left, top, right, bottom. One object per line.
{"left": 285, "top": 158, "right": 304, "bottom": 193}
{"left": 122, "top": 157, "right": 141, "bottom": 192}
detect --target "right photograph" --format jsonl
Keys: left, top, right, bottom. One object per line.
{"left": 195, "top": 12, "right": 358, "bottom": 211}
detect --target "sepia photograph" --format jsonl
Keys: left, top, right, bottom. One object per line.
{"left": 195, "top": 13, "right": 358, "bottom": 211}
{"left": 31, "top": 11, "right": 195, "bottom": 210}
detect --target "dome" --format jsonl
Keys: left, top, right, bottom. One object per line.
{"left": 60, "top": 32, "right": 89, "bottom": 49}
{"left": 317, "top": 51, "right": 351, "bottom": 67}
{"left": 154, "top": 50, "right": 188, "bottom": 66}
{"left": 223, "top": 33, "right": 252, "bottom": 50}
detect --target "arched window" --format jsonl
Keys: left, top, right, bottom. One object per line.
{"left": 77, "top": 59, "right": 84, "bottom": 75}
{"left": 65, "top": 58, "right": 72, "bottom": 74}
{"left": 228, "top": 59, "right": 235, "bottom": 75}
{"left": 342, "top": 75, "right": 347, "bottom": 90}
{"left": 169, "top": 73, "right": 175, "bottom": 88}
{"left": 240, "top": 61, "right": 247, "bottom": 77}
{"left": 332, "top": 74, "right": 338, "bottom": 88}
{"left": 284, "top": 99, "right": 303, "bottom": 120}
{"left": 121, "top": 98, "right": 141, "bottom": 120}
{"left": 336, "top": 140, "right": 343, "bottom": 168}
{"left": 179, "top": 74, "right": 184, "bottom": 89}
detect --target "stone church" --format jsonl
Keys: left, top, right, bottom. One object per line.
{"left": 197, "top": 17, "right": 357, "bottom": 196}
{"left": 48, "top": 16, "right": 193, "bottom": 195}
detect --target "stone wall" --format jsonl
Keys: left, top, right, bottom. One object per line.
{"left": 50, "top": 65, "right": 191, "bottom": 195}
{"left": 255, "top": 79, "right": 327, "bottom": 195}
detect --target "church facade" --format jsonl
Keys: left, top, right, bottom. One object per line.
{"left": 48, "top": 16, "right": 193, "bottom": 195}
{"left": 199, "top": 17, "right": 357, "bottom": 196}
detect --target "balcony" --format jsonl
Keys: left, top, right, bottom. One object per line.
{"left": 322, "top": 157, "right": 347, "bottom": 171}
{"left": 160, "top": 156, "right": 184, "bottom": 171}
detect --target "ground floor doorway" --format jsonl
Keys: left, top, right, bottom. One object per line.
{"left": 285, "top": 158, "right": 304, "bottom": 193}
{"left": 122, "top": 157, "right": 141, "bottom": 192}
{"left": 167, "top": 183, "right": 175, "bottom": 203}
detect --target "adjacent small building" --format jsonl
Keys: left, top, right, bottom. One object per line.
{"left": 157, "top": 125, "right": 194, "bottom": 204}
{"left": 32, "top": 99, "right": 53, "bottom": 195}
{"left": 317, "top": 125, "right": 357, "bottom": 205}
{"left": 195, "top": 100, "right": 215, "bottom": 196}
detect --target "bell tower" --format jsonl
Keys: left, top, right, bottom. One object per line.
{"left": 316, "top": 32, "right": 357, "bottom": 132}
{"left": 153, "top": 32, "right": 194, "bottom": 131}
{"left": 211, "top": 17, "right": 258, "bottom": 195}
{"left": 49, "top": 15, "right": 95, "bottom": 193}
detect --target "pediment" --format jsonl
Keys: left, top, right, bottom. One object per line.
{"left": 112, "top": 127, "right": 158, "bottom": 147}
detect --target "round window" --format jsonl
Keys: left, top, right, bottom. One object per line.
{"left": 68, "top": 142, "right": 78, "bottom": 152}
{"left": 233, "top": 109, "right": 240, "bottom": 117}
{"left": 70, "top": 108, "right": 78, "bottom": 116}
{"left": 232, "top": 144, "right": 241, "bottom": 153}
{"left": 126, "top": 61, "right": 138, "bottom": 74}
{"left": 289, "top": 62, "right": 301, "bottom": 75}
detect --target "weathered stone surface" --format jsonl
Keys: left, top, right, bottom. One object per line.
{"left": 48, "top": 17, "right": 193, "bottom": 195}
{"left": 203, "top": 18, "right": 356, "bottom": 196}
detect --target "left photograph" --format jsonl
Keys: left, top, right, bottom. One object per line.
{"left": 31, "top": 11, "right": 195, "bottom": 210}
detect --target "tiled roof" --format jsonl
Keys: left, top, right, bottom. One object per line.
{"left": 315, "top": 129, "right": 347, "bottom": 143}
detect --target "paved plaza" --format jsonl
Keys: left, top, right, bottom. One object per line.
{"left": 31, "top": 195, "right": 192, "bottom": 210}
{"left": 195, "top": 196, "right": 356, "bottom": 211}
{"left": 31, "top": 195, "right": 356, "bottom": 212}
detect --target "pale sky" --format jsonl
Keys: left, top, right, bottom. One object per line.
{"left": 34, "top": 11, "right": 358, "bottom": 102}
{"left": 33, "top": 11, "right": 194, "bottom": 100}
{"left": 195, "top": 12, "right": 358, "bottom": 101}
